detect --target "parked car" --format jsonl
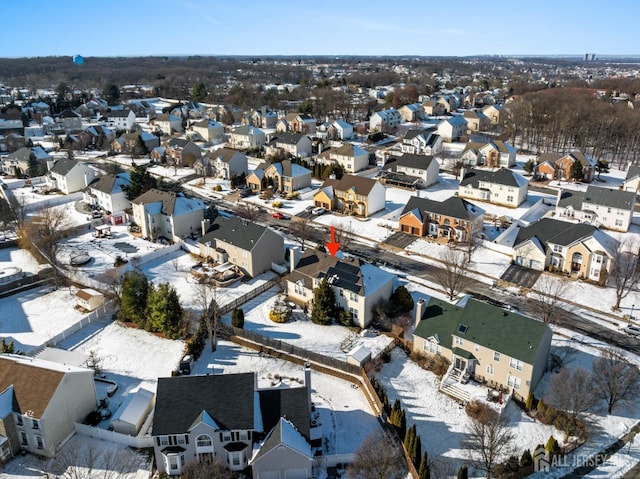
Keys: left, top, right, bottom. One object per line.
{"left": 312, "top": 207, "right": 326, "bottom": 215}
{"left": 304, "top": 205, "right": 315, "bottom": 212}
{"left": 272, "top": 211, "right": 289, "bottom": 220}
{"left": 626, "top": 325, "right": 640, "bottom": 338}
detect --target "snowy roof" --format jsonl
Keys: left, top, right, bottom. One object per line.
{"left": 35, "top": 347, "right": 89, "bottom": 368}
{"left": 348, "top": 344, "right": 371, "bottom": 363}
{"left": 111, "top": 387, "right": 154, "bottom": 427}
{"left": 251, "top": 417, "right": 311, "bottom": 463}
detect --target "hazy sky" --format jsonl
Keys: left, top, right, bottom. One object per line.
{"left": 2, "top": 0, "right": 638, "bottom": 58}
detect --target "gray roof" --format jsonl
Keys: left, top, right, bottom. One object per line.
{"left": 514, "top": 217, "right": 599, "bottom": 250}
{"left": 107, "top": 109, "right": 132, "bottom": 118}
{"left": 271, "top": 132, "right": 308, "bottom": 146}
{"left": 132, "top": 188, "right": 176, "bottom": 214}
{"left": 626, "top": 164, "right": 640, "bottom": 181}
{"left": 153, "top": 373, "right": 255, "bottom": 435}
{"left": 556, "top": 185, "right": 636, "bottom": 211}
{"left": 89, "top": 173, "right": 130, "bottom": 195}
{"left": 460, "top": 168, "right": 524, "bottom": 188}
{"left": 258, "top": 386, "right": 310, "bottom": 440}
{"left": 288, "top": 249, "right": 364, "bottom": 294}
{"left": 383, "top": 153, "right": 436, "bottom": 172}
{"left": 401, "top": 195, "right": 484, "bottom": 222}
{"left": 200, "top": 216, "right": 270, "bottom": 252}
{"left": 49, "top": 159, "right": 79, "bottom": 176}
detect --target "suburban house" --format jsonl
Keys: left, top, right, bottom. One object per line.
{"left": 265, "top": 133, "right": 312, "bottom": 159}
{"left": 0, "top": 354, "right": 97, "bottom": 462}
{"left": 131, "top": 189, "right": 205, "bottom": 243}
{"left": 111, "top": 131, "right": 160, "bottom": 155}
{"left": 329, "top": 119, "right": 353, "bottom": 140}
{"left": 246, "top": 160, "right": 312, "bottom": 194}
{"left": 398, "top": 103, "right": 424, "bottom": 122}
{"left": 164, "top": 138, "right": 202, "bottom": 168}
{"left": 534, "top": 150, "right": 596, "bottom": 183}
{"left": 78, "top": 125, "right": 115, "bottom": 150}
{"left": 282, "top": 113, "right": 317, "bottom": 135}
{"left": 421, "top": 99, "right": 445, "bottom": 116}
{"left": 316, "top": 143, "right": 369, "bottom": 174}
{"left": 189, "top": 118, "right": 225, "bottom": 142}
{"left": 481, "top": 104, "right": 506, "bottom": 125}
{"left": 461, "top": 140, "right": 517, "bottom": 168}
{"left": 46, "top": 159, "right": 97, "bottom": 194}
{"left": 246, "top": 107, "right": 278, "bottom": 129}
{"left": 379, "top": 153, "right": 439, "bottom": 189}
{"left": 152, "top": 113, "right": 183, "bottom": 135}
{"left": 85, "top": 172, "right": 131, "bottom": 214}
{"left": 398, "top": 195, "right": 485, "bottom": 242}
{"left": 198, "top": 216, "right": 284, "bottom": 277}
{"left": 555, "top": 186, "right": 636, "bottom": 232}
{"left": 286, "top": 249, "right": 395, "bottom": 328}
{"left": 228, "top": 125, "right": 266, "bottom": 150}
{"left": 152, "top": 370, "right": 313, "bottom": 477}
{"left": 461, "top": 110, "right": 488, "bottom": 133}
{"left": 103, "top": 109, "right": 136, "bottom": 132}
{"left": 437, "top": 115, "right": 467, "bottom": 142}
{"left": 437, "top": 94, "right": 462, "bottom": 113}
{"left": 313, "top": 174, "right": 386, "bottom": 217}
{"left": 412, "top": 296, "right": 552, "bottom": 401}
{"left": 400, "top": 129, "right": 442, "bottom": 156}
{"left": 458, "top": 168, "right": 528, "bottom": 208}
{"left": 497, "top": 217, "right": 619, "bottom": 281}
{"left": 0, "top": 146, "right": 50, "bottom": 177}
{"left": 57, "top": 109, "right": 82, "bottom": 132}
{"left": 369, "top": 108, "right": 402, "bottom": 133}
{"left": 196, "top": 148, "right": 248, "bottom": 180}
{"left": 622, "top": 164, "right": 640, "bottom": 192}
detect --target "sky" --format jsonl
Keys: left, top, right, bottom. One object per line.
{"left": 1, "top": 0, "right": 639, "bottom": 58}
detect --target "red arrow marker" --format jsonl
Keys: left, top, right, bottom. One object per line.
{"left": 326, "top": 226, "right": 340, "bottom": 256}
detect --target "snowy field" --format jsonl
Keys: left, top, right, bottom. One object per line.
{"left": 0, "top": 246, "right": 44, "bottom": 275}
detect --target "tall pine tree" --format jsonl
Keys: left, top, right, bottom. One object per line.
{"left": 418, "top": 452, "right": 430, "bottom": 479}
{"left": 311, "top": 277, "right": 336, "bottom": 325}
{"left": 118, "top": 270, "right": 149, "bottom": 326}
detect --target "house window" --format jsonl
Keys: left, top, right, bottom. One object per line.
{"left": 20, "top": 432, "right": 28, "bottom": 446}
{"left": 32, "top": 419, "right": 39, "bottom": 430}
{"left": 339, "top": 289, "right": 344, "bottom": 297}
{"left": 160, "top": 436, "right": 169, "bottom": 446}
{"left": 507, "top": 196, "right": 514, "bottom": 203}
{"left": 615, "top": 219, "right": 623, "bottom": 227}
{"left": 15, "top": 414, "right": 23, "bottom": 426}
{"left": 553, "top": 244, "right": 563, "bottom": 253}
{"left": 486, "top": 365, "right": 494, "bottom": 375}
{"left": 507, "top": 375, "right": 521, "bottom": 390}
{"left": 239, "top": 431, "right": 249, "bottom": 440}
{"left": 176, "top": 435, "right": 185, "bottom": 445}
{"left": 197, "top": 435, "right": 212, "bottom": 447}
{"left": 36, "top": 435, "right": 44, "bottom": 450}
{"left": 222, "top": 432, "right": 231, "bottom": 442}
{"left": 494, "top": 351, "right": 501, "bottom": 361}
{"left": 454, "top": 336, "right": 464, "bottom": 345}
{"left": 509, "top": 358, "right": 524, "bottom": 371}
{"left": 349, "top": 292, "right": 357, "bottom": 301}
{"left": 423, "top": 341, "right": 441, "bottom": 355}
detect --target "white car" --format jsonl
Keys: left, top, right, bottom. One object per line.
{"left": 311, "top": 207, "right": 326, "bottom": 215}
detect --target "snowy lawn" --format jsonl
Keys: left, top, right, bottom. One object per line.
{"left": 0, "top": 246, "right": 45, "bottom": 275}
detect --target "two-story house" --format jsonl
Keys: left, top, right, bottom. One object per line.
{"left": 57, "top": 109, "right": 82, "bottom": 132}
{"left": 84, "top": 172, "right": 131, "bottom": 214}
{"left": 286, "top": 249, "right": 395, "bottom": 328}
{"left": 437, "top": 115, "right": 467, "bottom": 142}
{"left": 152, "top": 370, "right": 312, "bottom": 476}
{"left": 0, "top": 146, "right": 50, "bottom": 177}
{"left": 412, "top": 296, "right": 552, "bottom": 401}
{"left": 481, "top": 104, "right": 506, "bottom": 125}
{"left": 228, "top": 125, "right": 266, "bottom": 150}
{"left": 502, "top": 217, "right": 619, "bottom": 281}
{"left": 164, "top": 138, "right": 202, "bottom": 168}
{"left": 246, "top": 107, "right": 278, "bottom": 129}
{"left": 198, "top": 216, "right": 284, "bottom": 277}
{"left": 189, "top": 118, "right": 225, "bottom": 143}
{"left": 246, "top": 160, "right": 312, "bottom": 194}
{"left": 379, "top": 153, "right": 439, "bottom": 189}
{"left": 265, "top": 133, "right": 312, "bottom": 159}
{"left": 153, "top": 113, "right": 183, "bottom": 135}
{"left": 398, "top": 103, "right": 424, "bottom": 122}
{"left": 400, "top": 129, "right": 442, "bottom": 156}
{"left": 369, "top": 108, "right": 402, "bottom": 133}
{"left": 458, "top": 168, "right": 528, "bottom": 208}
{"left": 460, "top": 140, "right": 517, "bottom": 168}
{"left": 461, "top": 110, "right": 488, "bottom": 133}
{"left": 313, "top": 175, "right": 385, "bottom": 217}
{"left": 132, "top": 189, "right": 205, "bottom": 243}
{"left": 398, "top": 195, "right": 484, "bottom": 242}
{"left": 556, "top": 186, "right": 636, "bottom": 232}
{"left": 329, "top": 119, "right": 353, "bottom": 140}
{"left": 316, "top": 143, "right": 369, "bottom": 174}
{"left": 0, "top": 354, "right": 97, "bottom": 462}
{"left": 103, "top": 109, "right": 136, "bottom": 132}
{"left": 196, "top": 148, "right": 248, "bottom": 180}
{"left": 622, "top": 164, "right": 640, "bottom": 192}
{"left": 283, "top": 113, "right": 317, "bottom": 135}
{"left": 534, "top": 150, "right": 596, "bottom": 183}
{"left": 47, "top": 159, "right": 96, "bottom": 194}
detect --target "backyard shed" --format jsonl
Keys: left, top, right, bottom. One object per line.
{"left": 347, "top": 345, "right": 371, "bottom": 367}
{"left": 76, "top": 288, "right": 105, "bottom": 311}
{"left": 110, "top": 387, "right": 155, "bottom": 436}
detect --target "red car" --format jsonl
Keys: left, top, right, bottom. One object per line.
{"left": 272, "top": 212, "right": 288, "bottom": 220}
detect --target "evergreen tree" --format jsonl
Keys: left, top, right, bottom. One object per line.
{"left": 126, "top": 165, "right": 157, "bottom": 200}
{"left": 191, "top": 81, "right": 207, "bottom": 103}
{"left": 311, "top": 277, "right": 336, "bottom": 325}
{"left": 231, "top": 307, "right": 245, "bottom": 328}
{"left": 27, "top": 152, "right": 39, "bottom": 178}
{"left": 570, "top": 160, "right": 584, "bottom": 182}
{"left": 412, "top": 433, "right": 422, "bottom": 469}
{"left": 536, "top": 398, "right": 545, "bottom": 416}
{"left": 545, "top": 435, "right": 561, "bottom": 460}
{"left": 1, "top": 337, "right": 14, "bottom": 353}
{"left": 390, "top": 285, "right": 414, "bottom": 313}
{"left": 146, "top": 282, "right": 183, "bottom": 339}
{"left": 418, "top": 451, "right": 430, "bottom": 479}
{"left": 525, "top": 392, "right": 534, "bottom": 411}
{"left": 403, "top": 424, "right": 416, "bottom": 456}
{"left": 596, "top": 159, "right": 610, "bottom": 179}
{"left": 103, "top": 83, "right": 120, "bottom": 106}
{"left": 457, "top": 465, "right": 468, "bottom": 479}
{"left": 132, "top": 133, "right": 148, "bottom": 158}
{"left": 524, "top": 158, "right": 535, "bottom": 175}
{"left": 520, "top": 449, "right": 533, "bottom": 468}
{"left": 118, "top": 270, "right": 149, "bottom": 326}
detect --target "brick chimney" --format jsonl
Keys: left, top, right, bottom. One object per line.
{"left": 415, "top": 298, "right": 426, "bottom": 328}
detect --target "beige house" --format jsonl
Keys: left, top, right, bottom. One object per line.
{"left": 228, "top": 125, "right": 266, "bottom": 150}
{"left": 246, "top": 160, "right": 312, "bottom": 194}
{"left": 556, "top": 186, "right": 636, "bottom": 232}
{"left": 462, "top": 110, "right": 488, "bottom": 133}
{"left": 0, "top": 354, "right": 97, "bottom": 461}
{"left": 316, "top": 143, "right": 369, "bottom": 174}
{"left": 458, "top": 168, "right": 528, "bottom": 208}
{"left": 413, "top": 297, "right": 553, "bottom": 401}
{"left": 199, "top": 217, "right": 284, "bottom": 277}
{"left": 189, "top": 118, "right": 225, "bottom": 142}
{"left": 622, "top": 165, "right": 640, "bottom": 192}
{"left": 131, "top": 189, "right": 205, "bottom": 243}
{"left": 313, "top": 175, "right": 385, "bottom": 218}
{"left": 265, "top": 133, "right": 312, "bottom": 159}
{"left": 286, "top": 249, "right": 395, "bottom": 328}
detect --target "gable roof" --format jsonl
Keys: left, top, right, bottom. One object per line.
{"left": 557, "top": 185, "right": 636, "bottom": 211}
{"left": 271, "top": 132, "right": 309, "bottom": 146}
{"left": 319, "top": 174, "right": 378, "bottom": 197}
{"left": 625, "top": 164, "right": 640, "bottom": 181}
{"left": 513, "top": 217, "right": 601, "bottom": 250}
{"left": 89, "top": 172, "right": 130, "bottom": 195}
{"left": 383, "top": 153, "right": 436, "bottom": 171}
{"left": 400, "top": 195, "right": 484, "bottom": 222}
{"left": 258, "top": 387, "right": 310, "bottom": 440}
{"left": 460, "top": 168, "right": 527, "bottom": 189}
{"left": 49, "top": 159, "right": 81, "bottom": 176}
{"left": 200, "top": 216, "right": 271, "bottom": 252}
{"left": 252, "top": 417, "right": 311, "bottom": 463}
{"left": 153, "top": 373, "right": 255, "bottom": 435}
{"left": 206, "top": 148, "right": 244, "bottom": 163}
{"left": 414, "top": 297, "right": 550, "bottom": 364}
{"left": 232, "top": 125, "right": 265, "bottom": 136}
{"left": 0, "top": 355, "right": 82, "bottom": 417}
{"left": 267, "top": 160, "right": 311, "bottom": 178}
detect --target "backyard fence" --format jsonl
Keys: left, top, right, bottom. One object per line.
{"left": 74, "top": 422, "right": 154, "bottom": 449}
{"left": 218, "top": 278, "right": 281, "bottom": 314}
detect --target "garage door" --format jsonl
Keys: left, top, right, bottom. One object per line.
{"left": 529, "top": 260, "right": 542, "bottom": 270}
{"left": 515, "top": 256, "right": 525, "bottom": 266}
{"left": 258, "top": 471, "right": 280, "bottom": 479}
{"left": 401, "top": 224, "right": 411, "bottom": 233}
{"left": 285, "top": 469, "right": 307, "bottom": 479}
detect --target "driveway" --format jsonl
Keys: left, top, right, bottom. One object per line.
{"left": 499, "top": 264, "right": 542, "bottom": 289}
{"left": 382, "top": 231, "right": 417, "bottom": 249}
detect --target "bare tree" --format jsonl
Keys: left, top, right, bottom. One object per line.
{"left": 608, "top": 240, "right": 640, "bottom": 311}
{"left": 331, "top": 220, "right": 355, "bottom": 250}
{"left": 192, "top": 278, "right": 220, "bottom": 352}
{"left": 434, "top": 247, "right": 470, "bottom": 301}
{"left": 288, "top": 216, "right": 314, "bottom": 250}
{"left": 464, "top": 407, "right": 515, "bottom": 479}
{"left": 101, "top": 268, "right": 124, "bottom": 304}
{"left": 235, "top": 201, "right": 262, "bottom": 222}
{"left": 179, "top": 459, "right": 238, "bottom": 479}
{"left": 458, "top": 218, "right": 484, "bottom": 264}
{"left": 592, "top": 348, "right": 640, "bottom": 414}
{"left": 530, "top": 274, "right": 569, "bottom": 324}
{"left": 347, "top": 429, "right": 407, "bottom": 479}
{"left": 545, "top": 367, "right": 597, "bottom": 430}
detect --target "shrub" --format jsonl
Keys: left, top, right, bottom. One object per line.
{"left": 390, "top": 286, "right": 414, "bottom": 314}
{"left": 520, "top": 449, "right": 533, "bottom": 467}
{"left": 213, "top": 185, "right": 222, "bottom": 191}
{"left": 336, "top": 308, "right": 353, "bottom": 327}
{"left": 271, "top": 200, "right": 283, "bottom": 208}
{"left": 231, "top": 308, "right": 245, "bottom": 328}
{"left": 269, "top": 308, "right": 290, "bottom": 323}
{"left": 465, "top": 400, "right": 494, "bottom": 423}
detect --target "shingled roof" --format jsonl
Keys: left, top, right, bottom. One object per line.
{"left": 200, "top": 216, "right": 270, "bottom": 252}
{"left": 400, "top": 195, "right": 484, "bottom": 222}
{"left": 319, "top": 174, "right": 378, "bottom": 196}
{"left": 513, "top": 217, "right": 599, "bottom": 249}
{"left": 557, "top": 185, "right": 636, "bottom": 211}
{"left": 382, "top": 153, "right": 436, "bottom": 171}
{"left": 460, "top": 168, "right": 527, "bottom": 189}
